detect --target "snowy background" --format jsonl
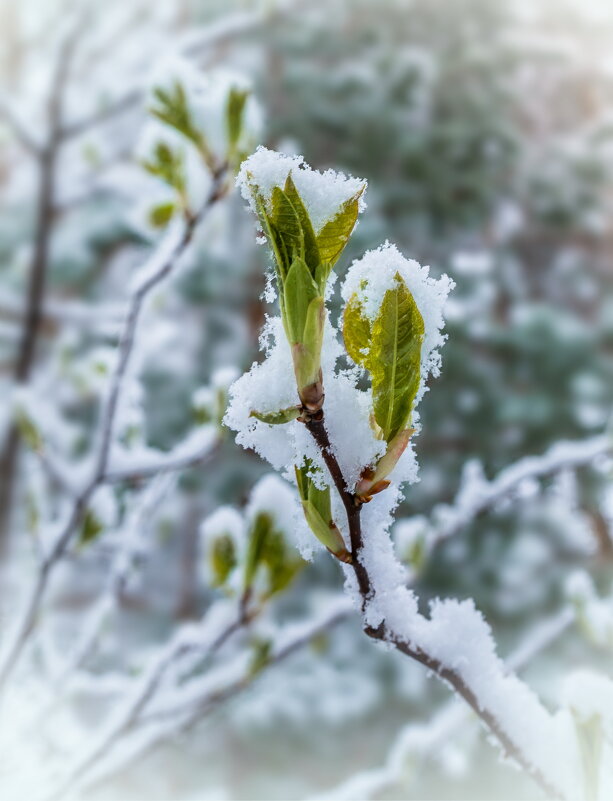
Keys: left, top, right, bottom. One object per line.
{"left": 1, "top": 0, "right": 613, "bottom": 799}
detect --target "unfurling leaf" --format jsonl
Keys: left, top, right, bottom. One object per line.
{"left": 141, "top": 141, "right": 185, "bottom": 194}
{"left": 226, "top": 87, "right": 250, "bottom": 150}
{"left": 283, "top": 173, "right": 320, "bottom": 274}
{"left": 209, "top": 533, "right": 238, "bottom": 588}
{"left": 243, "top": 512, "right": 302, "bottom": 597}
{"left": 355, "top": 427, "right": 413, "bottom": 499}
{"left": 270, "top": 185, "right": 303, "bottom": 272}
{"left": 149, "top": 82, "right": 213, "bottom": 166}
{"left": 371, "top": 274, "right": 424, "bottom": 443}
{"left": 316, "top": 189, "right": 363, "bottom": 266}
{"left": 283, "top": 258, "right": 319, "bottom": 344}
{"left": 15, "top": 408, "right": 43, "bottom": 452}
{"left": 79, "top": 508, "right": 103, "bottom": 547}
{"left": 149, "top": 201, "right": 176, "bottom": 228}
{"left": 343, "top": 292, "right": 372, "bottom": 368}
{"left": 295, "top": 464, "right": 351, "bottom": 563}
{"left": 249, "top": 406, "right": 301, "bottom": 425}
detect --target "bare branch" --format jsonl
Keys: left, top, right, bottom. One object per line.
{"left": 0, "top": 93, "right": 41, "bottom": 155}
{"left": 0, "top": 167, "right": 229, "bottom": 694}
{"left": 56, "top": 599, "right": 352, "bottom": 800}
{"left": 59, "top": 0, "right": 307, "bottom": 141}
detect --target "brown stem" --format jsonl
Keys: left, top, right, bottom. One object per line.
{"left": 304, "top": 411, "right": 562, "bottom": 801}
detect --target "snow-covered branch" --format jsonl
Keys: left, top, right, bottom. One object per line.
{"left": 314, "top": 606, "right": 575, "bottom": 801}
{"left": 56, "top": 597, "right": 352, "bottom": 800}
{"left": 0, "top": 168, "right": 228, "bottom": 694}
{"left": 429, "top": 434, "right": 612, "bottom": 545}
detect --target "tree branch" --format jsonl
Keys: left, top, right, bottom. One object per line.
{"left": 304, "top": 412, "right": 568, "bottom": 801}
{"left": 54, "top": 599, "right": 352, "bottom": 800}
{"left": 0, "top": 168, "right": 229, "bottom": 694}
{"left": 0, "top": 21, "right": 84, "bottom": 551}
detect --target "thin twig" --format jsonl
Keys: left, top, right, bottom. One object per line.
{"left": 0, "top": 168, "right": 229, "bottom": 694}
{"left": 0, "top": 94, "right": 41, "bottom": 155}
{"left": 0, "top": 19, "right": 84, "bottom": 550}
{"left": 58, "top": 0, "right": 306, "bottom": 141}
{"left": 57, "top": 600, "right": 352, "bottom": 800}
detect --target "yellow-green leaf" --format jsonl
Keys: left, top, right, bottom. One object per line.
{"left": 79, "top": 509, "right": 103, "bottom": 547}
{"left": 226, "top": 87, "right": 249, "bottom": 150}
{"left": 210, "top": 534, "right": 238, "bottom": 588}
{"left": 149, "top": 201, "right": 176, "bottom": 228}
{"left": 343, "top": 293, "right": 372, "bottom": 368}
{"left": 316, "top": 189, "right": 363, "bottom": 266}
{"left": 371, "top": 274, "right": 424, "bottom": 442}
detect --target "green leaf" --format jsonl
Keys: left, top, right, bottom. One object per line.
{"left": 294, "top": 464, "right": 351, "bottom": 562}
{"left": 226, "top": 87, "right": 250, "bottom": 150}
{"left": 343, "top": 292, "right": 372, "bottom": 368}
{"left": 271, "top": 185, "right": 302, "bottom": 271}
{"left": 249, "top": 406, "right": 301, "bottom": 425}
{"left": 283, "top": 173, "right": 319, "bottom": 274}
{"left": 148, "top": 201, "right": 176, "bottom": 228}
{"left": 248, "top": 638, "right": 272, "bottom": 677}
{"left": 253, "top": 190, "right": 288, "bottom": 289}
{"left": 314, "top": 261, "right": 333, "bottom": 295}
{"left": 141, "top": 141, "right": 185, "bottom": 194}
{"left": 292, "top": 296, "right": 325, "bottom": 399}
{"left": 316, "top": 189, "right": 363, "bottom": 266}
{"left": 15, "top": 408, "right": 43, "bottom": 452}
{"left": 243, "top": 512, "right": 302, "bottom": 597}
{"left": 209, "top": 534, "right": 237, "bottom": 588}
{"left": 283, "top": 258, "right": 319, "bottom": 344}
{"left": 149, "top": 82, "right": 213, "bottom": 165}
{"left": 79, "top": 509, "right": 103, "bottom": 547}
{"left": 371, "top": 274, "right": 424, "bottom": 442}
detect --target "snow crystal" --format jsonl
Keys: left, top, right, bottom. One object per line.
{"left": 236, "top": 146, "right": 367, "bottom": 234}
